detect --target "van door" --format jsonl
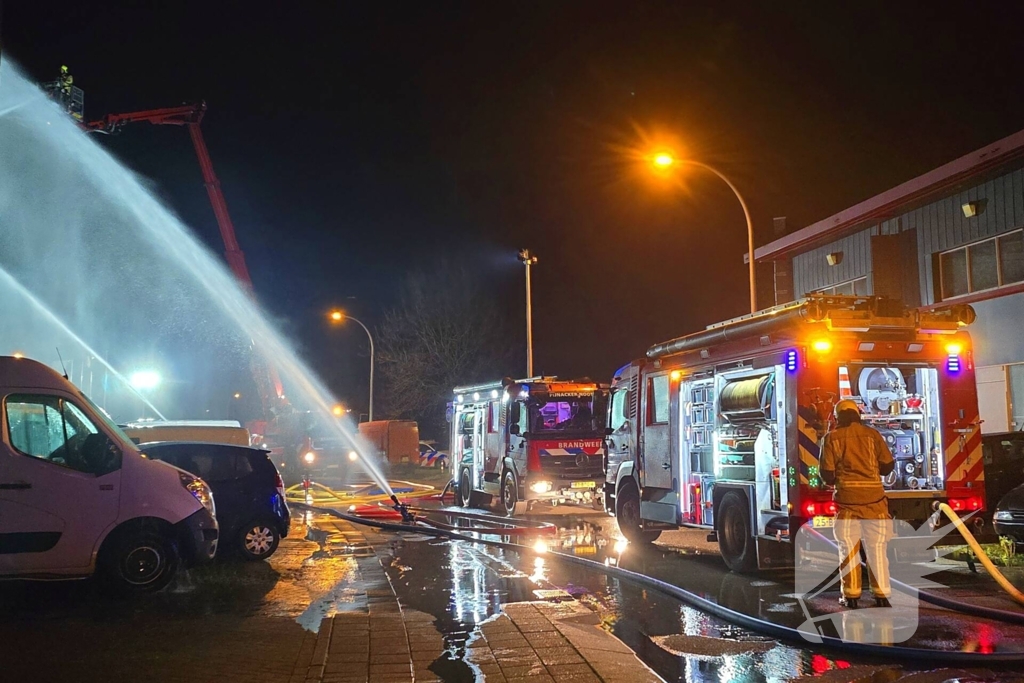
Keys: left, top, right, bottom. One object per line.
{"left": 0, "top": 394, "right": 122, "bottom": 574}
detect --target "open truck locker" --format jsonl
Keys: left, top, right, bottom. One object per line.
{"left": 604, "top": 295, "right": 983, "bottom": 571}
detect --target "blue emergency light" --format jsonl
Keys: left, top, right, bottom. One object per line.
{"left": 785, "top": 350, "right": 798, "bottom": 372}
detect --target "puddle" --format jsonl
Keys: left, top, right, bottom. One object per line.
{"left": 376, "top": 511, "right": 1024, "bottom": 682}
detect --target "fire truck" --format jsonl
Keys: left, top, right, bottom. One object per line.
{"left": 604, "top": 295, "right": 983, "bottom": 571}
{"left": 452, "top": 377, "right": 609, "bottom": 516}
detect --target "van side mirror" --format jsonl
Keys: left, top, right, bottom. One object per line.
{"left": 605, "top": 427, "right": 614, "bottom": 436}
{"left": 510, "top": 403, "right": 521, "bottom": 424}
{"left": 510, "top": 424, "right": 520, "bottom": 436}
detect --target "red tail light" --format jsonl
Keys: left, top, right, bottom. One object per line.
{"left": 802, "top": 500, "right": 837, "bottom": 517}
{"left": 948, "top": 496, "right": 983, "bottom": 512}
{"left": 274, "top": 471, "right": 285, "bottom": 492}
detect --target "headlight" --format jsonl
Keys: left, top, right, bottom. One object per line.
{"left": 529, "top": 481, "right": 552, "bottom": 494}
{"left": 303, "top": 451, "right": 316, "bottom": 464}
{"left": 348, "top": 451, "right": 358, "bottom": 462}
{"left": 179, "top": 472, "right": 215, "bottom": 515}
{"left": 994, "top": 511, "right": 1014, "bottom": 521}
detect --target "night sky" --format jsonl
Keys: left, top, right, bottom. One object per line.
{"left": 5, "top": 2, "right": 1024, "bottom": 414}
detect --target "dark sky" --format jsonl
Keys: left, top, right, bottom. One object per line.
{"left": 5, "top": 2, "right": 1024, "bottom": 413}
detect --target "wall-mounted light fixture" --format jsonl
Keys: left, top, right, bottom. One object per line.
{"left": 826, "top": 252, "right": 844, "bottom": 266}
{"left": 962, "top": 201, "right": 979, "bottom": 218}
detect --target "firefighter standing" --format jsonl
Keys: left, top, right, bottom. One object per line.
{"left": 820, "top": 399, "right": 895, "bottom": 609}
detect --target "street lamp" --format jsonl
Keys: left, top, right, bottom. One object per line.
{"left": 327, "top": 310, "right": 375, "bottom": 422}
{"left": 129, "top": 370, "right": 161, "bottom": 419}
{"left": 518, "top": 248, "right": 538, "bottom": 377}
{"left": 129, "top": 370, "right": 161, "bottom": 391}
{"left": 650, "top": 152, "right": 757, "bottom": 314}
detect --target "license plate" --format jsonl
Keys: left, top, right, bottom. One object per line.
{"left": 570, "top": 480, "right": 596, "bottom": 489}
{"left": 812, "top": 516, "right": 835, "bottom": 528}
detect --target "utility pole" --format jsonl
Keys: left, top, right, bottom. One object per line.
{"left": 518, "top": 248, "right": 538, "bottom": 377}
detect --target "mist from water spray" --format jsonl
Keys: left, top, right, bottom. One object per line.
{"left": 0, "top": 265, "right": 167, "bottom": 420}
{"left": 0, "top": 60, "right": 393, "bottom": 496}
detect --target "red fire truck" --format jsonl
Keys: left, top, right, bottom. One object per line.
{"left": 604, "top": 295, "right": 983, "bottom": 571}
{"left": 452, "top": 378, "right": 609, "bottom": 516}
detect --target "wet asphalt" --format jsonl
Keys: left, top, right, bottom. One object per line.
{"left": 3, "top": 498, "right": 1024, "bottom": 682}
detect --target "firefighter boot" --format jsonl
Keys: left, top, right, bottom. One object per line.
{"left": 839, "top": 596, "right": 859, "bottom": 609}
{"left": 874, "top": 597, "right": 892, "bottom": 608}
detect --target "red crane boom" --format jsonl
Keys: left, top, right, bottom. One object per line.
{"left": 87, "top": 103, "right": 285, "bottom": 416}
{"left": 87, "top": 103, "right": 252, "bottom": 286}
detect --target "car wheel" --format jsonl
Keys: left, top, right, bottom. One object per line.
{"left": 499, "top": 470, "right": 528, "bottom": 517}
{"left": 615, "top": 482, "right": 661, "bottom": 543}
{"left": 102, "top": 531, "right": 179, "bottom": 593}
{"left": 716, "top": 490, "right": 758, "bottom": 573}
{"left": 239, "top": 521, "right": 281, "bottom": 561}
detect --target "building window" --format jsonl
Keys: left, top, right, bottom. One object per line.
{"left": 939, "top": 229, "right": 1024, "bottom": 300}
{"left": 816, "top": 276, "right": 868, "bottom": 296}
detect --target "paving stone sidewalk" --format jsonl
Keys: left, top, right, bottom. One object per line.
{"left": 467, "top": 601, "right": 663, "bottom": 683}
{"left": 296, "top": 519, "right": 664, "bottom": 683}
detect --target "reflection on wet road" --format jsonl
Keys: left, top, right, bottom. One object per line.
{"left": 381, "top": 510, "right": 1024, "bottom": 682}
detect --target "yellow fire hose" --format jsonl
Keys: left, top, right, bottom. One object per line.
{"left": 284, "top": 480, "right": 436, "bottom": 506}
{"left": 936, "top": 502, "right": 1024, "bottom": 607}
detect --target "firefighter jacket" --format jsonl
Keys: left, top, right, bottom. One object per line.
{"left": 820, "top": 421, "right": 895, "bottom": 516}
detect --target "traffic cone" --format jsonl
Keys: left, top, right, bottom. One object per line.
{"left": 839, "top": 366, "right": 853, "bottom": 398}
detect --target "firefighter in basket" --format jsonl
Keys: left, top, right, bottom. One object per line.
{"left": 820, "top": 399, "right": 896, "bottom": 609}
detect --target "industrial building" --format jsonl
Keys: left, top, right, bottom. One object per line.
{"left": 756, "top": 129, "right": 1024, "bottom": 433}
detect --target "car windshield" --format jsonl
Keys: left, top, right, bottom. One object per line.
{"left": 75, "top": 389, "right": 140, "bottom": 452}
{"left": 529, "top": 396, "right": 599, "bottom": 433}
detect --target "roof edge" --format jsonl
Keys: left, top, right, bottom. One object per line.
{"left": 755, "top": 128, "right": 1024, "bottom": 261}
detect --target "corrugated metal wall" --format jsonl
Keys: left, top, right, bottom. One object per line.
{"left": 790, "top": 166, "right": 1024, "bottom": 303}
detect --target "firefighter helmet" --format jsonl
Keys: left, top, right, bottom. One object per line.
{"left": 834, "top": 399, "right": 859, "bottom": 416}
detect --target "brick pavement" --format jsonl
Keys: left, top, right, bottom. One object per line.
{"left": 466, "top": 601, "right": 663, "bottom": 683}
{"left": 299, "top": 518, "right": 665, "bottom": 683}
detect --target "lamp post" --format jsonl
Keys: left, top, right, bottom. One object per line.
{"left": 518, "top": 248, "right": 538, "bottom": 377}
{"left": 328, "top": 310, "right": 375, "bottom": 422}
{"left": 652, "top": 154, "right": 757, "bottom": 314}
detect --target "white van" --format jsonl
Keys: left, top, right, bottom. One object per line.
{"left": 122, "top": 420, "right": 251, "bottom": 447}
{"left": 0, "top": 357, "right": 218, "bottom": 591}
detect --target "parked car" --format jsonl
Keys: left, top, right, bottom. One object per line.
{"left": 140, "top": 442, "right": 289, "bottom": 560}
{"left": 122, "top": 420, "right": 251, "bottom": 447}
{"left": 0, "top": 357, "right": 218, "bottom": 592}
{"left": 994, "top": 484, "right": 1024, "bottom": 541}
{"left": 418, "top": 441, "right": 449, "bottom": 469}
{"left": 984, "top": 432, "right": 1024, "bottom": 506}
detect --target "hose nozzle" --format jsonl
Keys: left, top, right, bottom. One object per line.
{"left": 390, "top": 494, "right": 416, "bottom": 524}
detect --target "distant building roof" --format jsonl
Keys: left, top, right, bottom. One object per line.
{"left": 755, "top": 128, "right": 1024, "bottom": 261}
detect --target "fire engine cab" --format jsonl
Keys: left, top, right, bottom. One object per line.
{"left": 604, "top": 295, "right": 982, "bottom": 572}
{"left": 451, "top": 378, "right": 608, "bottom": 516}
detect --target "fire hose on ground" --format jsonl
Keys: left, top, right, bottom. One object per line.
{"left": 806, "top": 502, "right": 1024, "bottom": 626}
{"left": 293, "top": 498, "right": 1024, "bottom": 665}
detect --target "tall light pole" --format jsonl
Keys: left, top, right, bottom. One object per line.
{"left": 518, "top": 248, "right": 538, "bottom": 377}
{"left": 328, "top": 310, "right": 375, "bottom": 422}
{"left": 652, "top": 154, "right": 757, "bottom": 314}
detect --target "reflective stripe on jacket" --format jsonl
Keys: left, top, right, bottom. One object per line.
{"left": 820, "top": 421, "right": 895, "bottom": 511}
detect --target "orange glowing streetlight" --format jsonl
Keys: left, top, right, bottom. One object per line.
{"left": 652, "top": 152, "right": 674, "bottom": 168}
{"left": 332, "top": 404, "right": 345, "bottom": 417}
{"left": 648, "top": 152, "right": 757, "bottom": 314}
{"left": 327, "top": 309, "right": 375, "bottom": 421}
